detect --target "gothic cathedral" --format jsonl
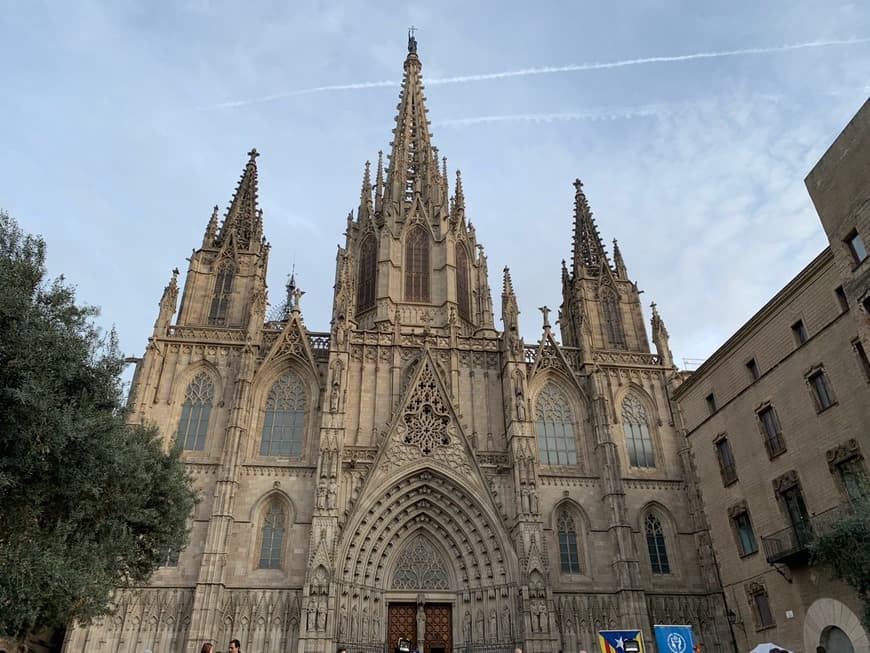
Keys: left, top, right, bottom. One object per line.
{"left": 65, "top": 35, "right": 732, "bottom": 653}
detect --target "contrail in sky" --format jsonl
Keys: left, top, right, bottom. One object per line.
{"left": 435, "top": 103, "right": 678, "bottom": 126}
{"left": 199, "top": 37, "right": 870, "bottom": 110}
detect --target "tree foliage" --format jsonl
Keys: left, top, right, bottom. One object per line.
{"left": 0, "top": 211, "right": 197, "bottom": 637}
{"left": 810, "top": 485, "right": 870, "bottom": 628}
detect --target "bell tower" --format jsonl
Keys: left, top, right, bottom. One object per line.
{"left": 332, "top": 31, "right": 495, "bottom": 336}
{"left": 175, "top": 149, "right": 269, "bottom": 332}
{"left": 559, "top": 179, "right": 649, "bottom": 355}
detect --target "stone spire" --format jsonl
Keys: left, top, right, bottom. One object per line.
{"left": 382, "top": 30, "right": 440, "bottom": 221}
{"left": 358, "top": 160, "right": 373, "bottom": 223}
{"left": 502, "top": 266, "right": 519, "bottom": 335}
{"left": 612, "top": 238, "right": 628, "bottom": 278}
{"left": 571, "top": 178, "right": 609, "bottom": 277}
{"left": 451, "top": 169, "right": 466, "bottom": 225}
{"left": 373, "top": 150, "right": 384, "bottom": 215}
{"left": 202, "top": 205, "right": 219, "bottom": 248}
{"left": 650, "top": 302, "right": 674, "bottom": 368}
{"left": 216, "top": 149, "right": 263, "bottom": 251}
{"left": 154, "top": 268, "right": 180, "bottom": 334}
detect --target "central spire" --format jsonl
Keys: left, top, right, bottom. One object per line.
{"left": 382, "top": 29, "right": 443, "bottom": 222}
{"left": 570, "top": 178, "right": 609, "bottom": 277}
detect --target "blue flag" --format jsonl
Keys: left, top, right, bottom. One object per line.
{"left": 654, "top": 625, "right": 694, "bottom": 653}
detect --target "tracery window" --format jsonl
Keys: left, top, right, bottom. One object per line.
{"left": 391, "top": 534, "right": 450, "bottom": 589}
{"left": 601, "top": 289, "right": 625, "bottom": 348}
{"left": 622, "top": 396, "right": 655, "bottom": 468}
{"left": 405, "top": 226, "right": 430, "bottom": 302}
{"left": 356, "top": 234, "right": 377, "bottom": 312}
{"left": 260, "top": 371, "right": 306, "bottom": 456}
{"left": 456, "top": 243, "right": 471, "bottom": 321}
{"left": 258, "top": 502, "right": 284, "bottom": 569}
{"left": 535, "top": 383, "right": 578, "bottom": 465}
{"left": 557, "top": 511, "right": 581, "bottom": 574}
{"left": 208, "top": 261, "right": 235, "bottom": 326}
{"left": 644, "top": 513, "right": 671, "bottom": 575}
{"left": 176, "top": 372, "right": 214, "bottom": 450}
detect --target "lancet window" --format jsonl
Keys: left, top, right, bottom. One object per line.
{"left": 622, "top": 395, "right": 655, "bottom": 468}
{"left": 535, "top": 383, "right": 578, "bottom": 465}
{"left": 456, "top": 243, "right": 471, "bottom": 321}
{"left": 260, "top": 371, "right": 306, "bottom": 456}
{"left": 176, "top": 372, "right": 214, "bottom": 450}
{"left": 601, "top": 289, "right": 625, "bottom": 348}
{"left": 557, "top": 511, "right": 582, "bottom": 574}
{"left": 356, "top": 234, "right": 377, "bottom": 312}
{"left": 644, "top": 513, "right": 671, "bottom": 575}
{"left": 208, "top": 261, "right": 234, "bottom": 326}
{"left": 258, "top": 502, "right": 285, "bottom": 569}
{"left": 405, "top": 226, "right": 430, "bottom": 302}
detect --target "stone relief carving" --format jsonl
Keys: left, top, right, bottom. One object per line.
{"left": 391, "top": 534, "right": 450, "bottom": 590}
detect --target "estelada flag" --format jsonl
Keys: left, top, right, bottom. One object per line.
{"left": 598, "top": 629, "right": 645, "bottom": 653}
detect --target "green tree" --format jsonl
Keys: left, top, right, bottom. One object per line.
{"left": 810, "top": 484, "right": 870, "bottom": 628}
{"left": 0, "top": 211, "right": 197, "bottom": 638}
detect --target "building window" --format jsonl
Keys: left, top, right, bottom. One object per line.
{"left": 208, "top": 261, "right": 235, "bottom": 326}
{"left": 260, "top": 371, "right": 306, "bottom": 456}
{"left": 601, "top": 289, "right": 625, "bottom": 348}
{"left": 258, "top": 502, "right": 284, "bottom": 569}
{"left": 356, "top": 234, "right": 377, "bottom": 312}
{"left": 644, "top": 513, "right": 670, "bottom": 575}
{"left": 176, "top": 372, "right": 214, "bottom": 450}
{"left": 557, "top": 511, "right": 582, "bottom": 574}
{"left": 746, "top": 358, "right": 761, "bottom": 381}
{"left": 747, "top": 584, "right": 775, "bottom": 630}
{"left": 622, "top": 396, "right": 655, "bottom": 468}
{"left": 807, "top": 368, "right": 835, "bottom": 411}
{"left": 405, "top": 226, "right": 430, "bottom": 302}
{"left": 776, "top": 477, "right": 813, "bottom": 547}
{"left": 757, "top": 405, "right": 785, "bottom": 458}
{"left": 853, "top": 339, "right": 870, "bottom": 382}
{"left": 705, "top": 393, "right": 717, "bottom": 415}
{"left": 792, "top": 319, "right": 808, "bottom": 346}
{"left": 835, "top": 285, "right": 849, "bottom": 313}
{"left": 715, "top": 436, "right": 738, "bottom": 486}
{"left": 845, "top": 229, "right": 868, "bottom": 265}
{"left": 730, "top": 509, "right": 757, "bottom": 556}
{"left": 456, "top": 243, "right": 471, "bottom": 322}
{"left": 837, "top": 457, "right": 868, "bottom": 503}
{"left": 535, "top": 383, "right": 577, "bottom": 465}
{"left": 159, "top": 545, "right": 180, "bottom": 567}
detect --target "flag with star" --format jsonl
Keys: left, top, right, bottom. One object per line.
{"left": 598, "top": 629, "right": 645, "bottom": 653}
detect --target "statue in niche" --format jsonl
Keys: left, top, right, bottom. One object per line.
{"left": 501, "top": 606, "right": 511, "bottom": 639}
{"left": 316, "top": 599, "right": 327, "bottom": 630}
{"left": 362, "top": 606, "right": 369, "bottom": 638}
{"left": 463, "top": 611, "right": 472, "bottom": 643}
{"left": 306, "top": 603, "right": 315, "bottom": 630}
{"left": 351, "top": 606, "right": 358, "bottom": 637}
{"left": 339, "top": 604, "right": 347, "bottom": 636}
{"left": 316, "top": 484, "right": 327, "bottom": 510}
{"left": 489, "top": 609, "right": 498, "bottom": 641}
{"left": 515, "top": 387, "right": 526, "bottom": 420}
{"left": 327, "top": 482, "right": 337, "bottom": 509}
{"left": 476, "top": 609, "right": 484, "bottom": 639}
{"left": 416, "top": 600, "right": 425, "bottom": 647}
{"left": 373, "top": 610, "right": 381, "bottom": 640}
{"left": 330, "top": 381, "right": 340, "bottom": 412}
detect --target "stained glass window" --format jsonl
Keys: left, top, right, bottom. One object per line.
{"left": 535, "top": 383, "right": 577, "bottom": 465}
{"left": 260, "top": 371, "right": 306, "bottom": 456}
{"left": 623, "top": 396, "right": 655, "bottom": 467}
{"left": 258, "top": 502, "right": 284, "bottom": 569}
{"left": 405, "top": 227, "right": 430, "bottom": 302}
{"left": 176, "top": 372, "right": 214, "bottom": 450}
{"left": 645, "top": 513, "right": 670, "bottom": 575}
{"left": 456, "top": 243, "right": 471, "bottom": 321}
{"left": 557, "top": 511, "right": 581, "bottom": 574}
{"left": 357, "top": 234, "right": 377, "bottom": 312}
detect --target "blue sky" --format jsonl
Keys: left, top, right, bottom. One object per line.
{"left": 2, "top": 0, "right": 869, "bottom": 369}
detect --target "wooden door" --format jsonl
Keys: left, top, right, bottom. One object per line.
{"left": 387, "top": 603, "right": 417, "bottom": 652}
{"left": 424, "top": 603, "right": 451, "bottom": 653}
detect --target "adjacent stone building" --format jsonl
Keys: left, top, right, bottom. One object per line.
{"left": 672, "top": 99, "right": 870, "bottom": 653}
{"left": 64, "top": 36, "right": 732, "bottom": 653}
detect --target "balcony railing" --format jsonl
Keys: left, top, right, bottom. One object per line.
{"left": 761, "top": 504, "right": 850, "bottom": 566}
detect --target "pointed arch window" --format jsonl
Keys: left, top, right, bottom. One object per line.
{"left": 535, "top": 383, "right": 578, "bottom": 465}
{"left": 176, "top": 372, "right": 214, "bottom": 450}
{"left": 601, "top": 289, "right": 625, "bottom": 348}
{"left": 208, "top": 261, "right": 235, "bottom": 326}
{"left": 405, "top": 226, "right": 430, "bottom": 302}
{"left": 622, "top": 395, "right": 655, "bottom": 468}
{"left": 645, "top": 513, "right": 671, "bottom": 574}
{"left": 260, "top": 371, "right": 306, "bottom": 456}
{"left": 557, "top": 511, "right": 582, "bottom": 574}
{"left": 456, "top": 243, "right": 471, "bottom": 321}
{"left": 356, "top": 234, "right": 377, "bottom": 312}
{"left": 258, "top": 502, "right": 285, "bottom": 569}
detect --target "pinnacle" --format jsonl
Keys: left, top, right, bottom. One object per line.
{"left": 218, "top": 148, "right": 263, "bottom": 251}
{"left": 503, "top": 266, "right": 515, "bottom": 296}
{"left": 570, "top": 177, "right": 609, "bottom": 276}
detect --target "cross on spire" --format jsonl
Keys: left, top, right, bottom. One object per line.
{"left": 407, "top": 26, "right": 418, "bottom": 53}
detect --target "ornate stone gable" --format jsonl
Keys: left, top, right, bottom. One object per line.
{"left": 530, "top": 329, "right": 577, "bottom": 381}
{"left": 260, "top": 311, "right": 318, "bottom": 372}
{"left": 363, "top": 348, "right": 488, "bottom": 495}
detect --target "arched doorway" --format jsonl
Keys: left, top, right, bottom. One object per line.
{"left": 822, "top": 626, "right": 856, "bottom": 653}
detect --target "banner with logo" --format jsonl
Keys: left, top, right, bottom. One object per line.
{"left": 598, "top": 629, "right": 645, "bottom": 653}
{"left": 654, "top": 624, "right": 694, "bottom": 653}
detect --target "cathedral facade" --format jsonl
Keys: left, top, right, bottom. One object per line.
{"left": 64, "top": 36, "right": 732, "bottom": 653}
